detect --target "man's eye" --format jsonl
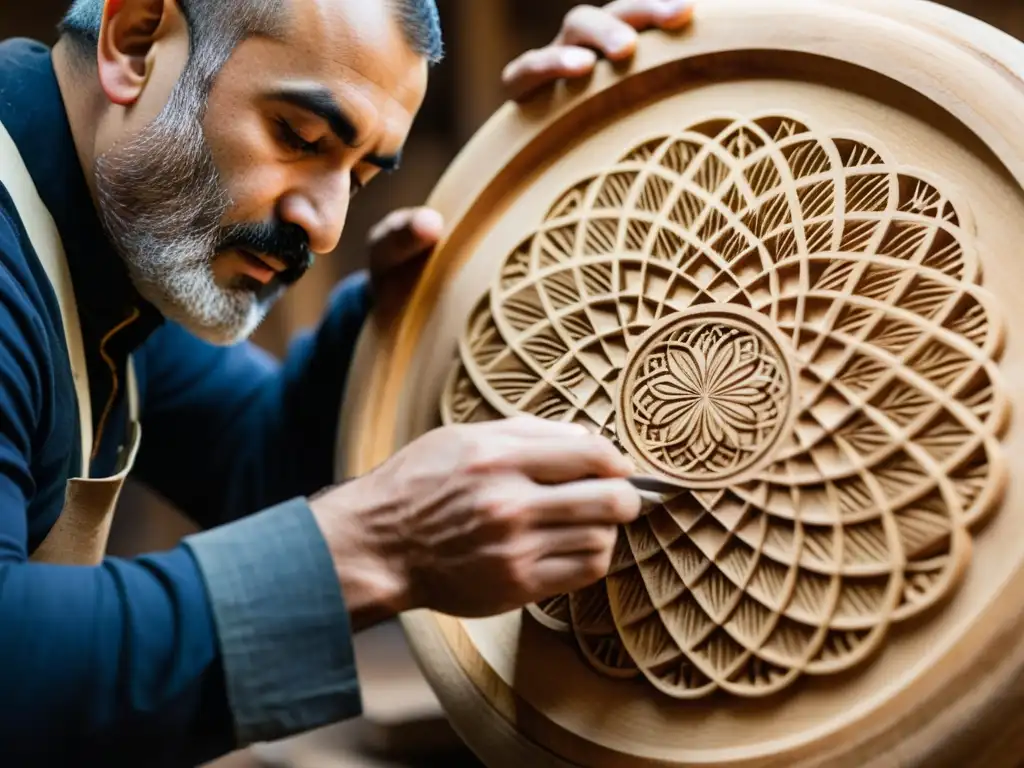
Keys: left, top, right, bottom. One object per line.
{"left": 276, "top": 119, "right": 319, "bottom": 155}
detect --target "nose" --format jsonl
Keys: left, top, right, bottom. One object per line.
{"left": 276, "top": 171, "right": 350, "bottom": 255}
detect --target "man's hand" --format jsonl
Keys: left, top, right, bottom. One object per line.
{"left": 365, "top": 206, "right": 444, "bottom": 330}
{"left": 502, "top": 0, "right": 696, "bottom": 101}
{"left": 365, "top": 0, "right": 696, "bottom": 328}
{"left": 311, "top": 417, "right": 642, "bottom": 627}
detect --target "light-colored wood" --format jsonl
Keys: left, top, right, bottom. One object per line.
{"left": 337, "top": 0, "right": 1024, "bottom": 765}
{"left": 437, "top": 107, "right": 1010, "bottom": 702}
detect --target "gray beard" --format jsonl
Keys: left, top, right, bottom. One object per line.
{"left": 92, "top": 78, "right": 282, "bottom": 346}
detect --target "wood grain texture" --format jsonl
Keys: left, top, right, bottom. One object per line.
{"left": 435, "top": 109, "right": 1009, "bottom": 702}
{"left": 337, "top": 0, "right": 1024, "bottom": 765}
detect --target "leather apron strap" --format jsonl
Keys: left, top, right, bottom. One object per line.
{"left": 0, "top": 118, "right": 141, "bottom": 566}
{"left": 0, "top": 120, "right": 94, "bottom": 477}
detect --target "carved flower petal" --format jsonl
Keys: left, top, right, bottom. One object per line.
{"left": 668, "top": 346, "right": 706, "bottom": 391}
{"left": 704, "top": 338, "right": 739, "bottom": 390}
{"left": 666, "top": 401, "right": 705, "bottom": 444}
{"left": 711, "top": 356, "right": 764, "bottom": 393}
{"left": 711, "top": 398, "right": 760, "bottom": 431}
{"left": 705, "top": 403, "right": 744, "bottom": 446}
{"left": 716, "top": 386, "right": 772, "bottom": 405}
{"left": 650, "top": 376, "right": 700, "bottom": 401}
{"left": 650, "top": 398, "right": 699, "bottom": 431}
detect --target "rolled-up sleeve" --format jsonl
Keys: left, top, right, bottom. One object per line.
{"left": 184, "top": 497, "right": 362, "bottom": 744}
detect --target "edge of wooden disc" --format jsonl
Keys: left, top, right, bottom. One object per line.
{"left": 337, "top": 1, "right": 1024, "bottom": 765}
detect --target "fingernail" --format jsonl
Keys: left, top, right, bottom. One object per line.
{"left": 414, "top": 208, "right": 445, "bottom": 235}
{"left": 563, "top": 49, "right": 597, "bottom": 69}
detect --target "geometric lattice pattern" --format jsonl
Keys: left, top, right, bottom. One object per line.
{"left": 439, "top": 114, "right": 1010, "bottom": 698}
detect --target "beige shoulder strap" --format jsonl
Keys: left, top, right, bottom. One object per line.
{"left": 0, "top": 120, "right": 94, "bottom": 478}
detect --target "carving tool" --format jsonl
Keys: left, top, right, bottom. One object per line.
{"left": 627, "top": 474, "right": 689, "bottom": 504}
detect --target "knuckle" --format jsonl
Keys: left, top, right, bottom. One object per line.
{"left": 502, "top": 553, "right": 536, "bottom": 593}
{"left": 583, "top": 432, "right": 625, "bottom": 465}
{"left": 562, "top": 4, "right": 598, "bottom": 31}
{"left": 607, "top": 480, "right": 641, "bottom": 521}
{"left": 583, "top": 549, "right": 614, "bottom": 582}
{"left": 458, "top": 434, "right": 503, "bottom": 474}
{"left": 508, "top": 414, "right": 540, "bottom": 427}
{"left": 633, "top": 0, "right": 663, "bottom": 14}
{"left": 479, "top": 489, "right": 532, "bottom": 531}
{"left": 491, "top": 500, "right": 526, "bottom": 530}
{"left": 583, "top": 525, "right": 617, "bottom": 552}
{"left": 599, "top": 524, "right": 620, "bottom": 550}
{"left": 562, "top": 420, "right": 593, "bottom": 438}
{"left": 571, "top": 419, "right": 595, "bottom": 434}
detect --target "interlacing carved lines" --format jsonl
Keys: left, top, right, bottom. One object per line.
{"left": 618, "top": 497, "right": 889, "bottom": 690}
{"left": 624, "top": 318, "right": 792, "bottom": 481}
{"left": 613, "top": 494, "right": 871, "bottom": 695}
{"left": 442, "top": 112, "right": 1011, "bottom": 699}
{"left": 471, "top": 117, "right": 922, "bottom": 429}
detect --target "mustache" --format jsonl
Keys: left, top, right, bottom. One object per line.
{"left": 217, "top": 220, "right": 314, "bottom": 285}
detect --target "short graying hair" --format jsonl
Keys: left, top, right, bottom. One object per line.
{"left": 59, "top": 0, "right": 444, "bottom": 68}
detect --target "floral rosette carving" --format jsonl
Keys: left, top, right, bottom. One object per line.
{"left": 617, "top": 307, "right": 795, "bottom": 488}
{"left": 439, "top": 114, "right": 1010, "bottom": 698}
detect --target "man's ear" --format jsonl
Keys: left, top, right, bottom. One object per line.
{"left": 96, "top": 0, "right": 188, "bottom": 107}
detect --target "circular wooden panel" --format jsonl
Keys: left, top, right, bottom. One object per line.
{"left": 337, "top": 1, "right": 1024, "bottom": 765}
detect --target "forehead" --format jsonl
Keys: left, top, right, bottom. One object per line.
{"left": 213, "top": 0, "right": 429, "bottom": 137}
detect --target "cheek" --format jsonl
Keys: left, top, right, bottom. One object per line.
{"left": 202, "top": 111, "right": 289, "bottom": 224}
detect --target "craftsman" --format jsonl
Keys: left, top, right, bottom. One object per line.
{"left": 0, "top": 0, "right": 693, "bottom": 764}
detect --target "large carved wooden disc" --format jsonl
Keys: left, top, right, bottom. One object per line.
{"left": 337, "top": 1, "right": 1024, "bottom": 765}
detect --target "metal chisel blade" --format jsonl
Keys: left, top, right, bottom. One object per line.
{"left": 627, "top": 475, "right": 689, "bottom": 500}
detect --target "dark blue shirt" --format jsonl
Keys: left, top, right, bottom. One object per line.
{"left": 0, "top": 38, "right": 367, "bottom": 766}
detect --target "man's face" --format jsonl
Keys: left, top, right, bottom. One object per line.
{"left": 93, "top": 0, "right": 429, "bottom": 345}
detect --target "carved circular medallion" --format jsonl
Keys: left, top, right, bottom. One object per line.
{"left": 617, "top": 306, "right": 795, "bottom": 486}
{"left": 438, "top": 111, "right": 1011, "bottom": 701}
{"left": 338, "top": 5, "right": 1024, "bottom": 764}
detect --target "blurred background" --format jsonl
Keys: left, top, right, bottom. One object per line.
{"left": 3, "top": 1, "right": 1024, "bottom": 766}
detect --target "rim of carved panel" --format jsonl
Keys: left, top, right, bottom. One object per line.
{"left": 337, "top": 1, "right": 1024, "bottom": 766}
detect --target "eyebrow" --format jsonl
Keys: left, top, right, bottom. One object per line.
{"left": 267, "top": 85, "right": 402, "bottom": 172}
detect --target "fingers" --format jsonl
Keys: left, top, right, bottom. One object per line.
{"left": 502, "top": 45, "right": 598, "bottom": 102}
{"left": 523, "top": 435, "right": 635, "bottom": 483}
{"left": 461, "top": 416, "right": 634, "bottom": 483}
{"left": 488, "top": 414, "right": 591, "bottom": 439}
{"left": 368, "top": 206, "right": 444, "bottom": 246}
{"left": 602, "top": 0, "right": 696, "bottom": 31}
{"left": 504, "top": 0, "right": 695, "bottom": 102}
{"left": 368, "top": 207, "right": 445, "bottom": 272}
{"left": 529, "top": 550, "right": 616, "bottom": 595}
{"left": 557, "top": 0, "right": 695, "bottom": 57}
{"left": 502, "top": 5, "right": 636, "bottom": 102}
{"left": 495, "top": 432, "right": 634, "bottom": 483}
{"left": 528, "top": 478, "right": 642, "bottom": 527}
{"left": 521, "top": 525, "right": 619, "bottom": 560}
{"left": 557, "top": 4, "right": 641, "bottom": 60}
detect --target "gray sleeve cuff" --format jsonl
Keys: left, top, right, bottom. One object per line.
{"left": 183, "top": 497, "right": 363, "bottom": 745}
